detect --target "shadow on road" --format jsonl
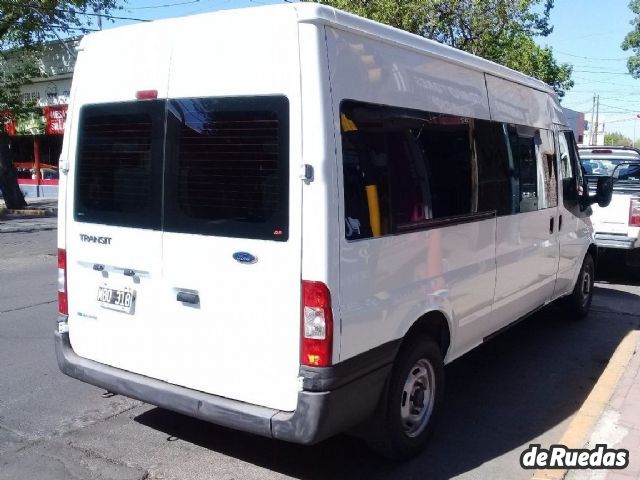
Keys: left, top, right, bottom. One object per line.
{"left": 134, "top": 288, "right": 640, "bottom": 480}
{"left": 596, "top": 253, "right": 640, "bottom": 287}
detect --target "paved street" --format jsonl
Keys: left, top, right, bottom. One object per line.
{"left": 1, "top": 227, "right": 639, "bottom": 480}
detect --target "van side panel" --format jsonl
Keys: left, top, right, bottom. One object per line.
{"left": 326, "top": 27, "right": 497, "bottom": 362}
{"left": 298, "top": 23, "right": 341, "bottom": 362}
{"left": 324, "top": 28, "right": 491, "bottom": 120}
{"left": 485, "top": 74, "right": 556, "bottom": 130}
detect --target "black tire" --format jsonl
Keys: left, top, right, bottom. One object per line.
{"left": 561, "top": 253, "right": 595, "bottom": 319}
{"left": 367, "top": 336, "right": 444, "bottom": 461}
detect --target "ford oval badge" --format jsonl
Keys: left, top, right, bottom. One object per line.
{"left": 233, "top": 252, "right": 257, "bottom": 264}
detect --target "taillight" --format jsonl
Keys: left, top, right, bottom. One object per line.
{"left": 58, "top": 248, "right": 68, "bottom": 315}
{"left": 301, "top": 280, "right": 333, "bottom": 367}
{"left": 630, "top": 197, "right": 640, "bottom": 227}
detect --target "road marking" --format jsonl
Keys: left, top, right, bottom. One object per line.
{"left": 530, "top": 329, "right": 639, "bottom": 480}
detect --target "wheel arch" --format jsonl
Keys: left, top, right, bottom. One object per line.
{"left": 400, "top": 310, "right": 452, "bottom": 362}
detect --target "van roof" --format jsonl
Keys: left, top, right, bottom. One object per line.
{"left": 80, "top": 3, "right": 557, "bottom": 98}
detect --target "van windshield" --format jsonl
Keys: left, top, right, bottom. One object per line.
{"left": 74, "top": 96, "right": 289, "bottom": 241}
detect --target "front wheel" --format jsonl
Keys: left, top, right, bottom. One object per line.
{"left": 367, "top": 336, "right": 444, "bottom": 460}
{"left": 561, "top": 252, "right": 595, "bottom": 319}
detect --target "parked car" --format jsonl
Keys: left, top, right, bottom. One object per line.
{"left": 578, "top": 146, "right": 640, "bottom": 275}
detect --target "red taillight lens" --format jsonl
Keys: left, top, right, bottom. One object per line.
{"left": 301, "top": 280, "right": 333, "bottom": 367}
{"left": 58, "top": 248, "right": 68, "bottom": 315}
{"left": 630, "top": 197, "right": 640, "bottom": 227}
{"left": 135, "top": 89, "right": 158, "bottom": 100}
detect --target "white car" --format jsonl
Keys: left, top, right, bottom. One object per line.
{"left": 579, "top": 146, "right": 640, "bottom": 276}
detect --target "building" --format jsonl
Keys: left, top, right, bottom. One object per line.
{"left": 3, "top": 40, "right": 76, "bottom": 199}
{"left": 562, "top": 107, "right": 586, "bottom": 145}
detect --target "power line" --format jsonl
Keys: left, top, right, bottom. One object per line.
{"left": 127, "top": 0, "right": 200, "bottom": 9}
{"left": 52, "top": 7, "right": 151, "bottom": 22}
{"left": 10, "top": 2, "right": 152, "bottom": 22}
{"left": 554, "top": 50, "right": 629, "bottom": 61}
{"left": 573, "top": 70, "right": 632, "bottom": 75}
{"left": 599, "top": 102, "right": 640, "bottom": 114}
{"left": 572, "top": 75, "right": 638, "bottom": 86}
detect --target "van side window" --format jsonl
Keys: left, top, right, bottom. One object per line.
{"left": 538, "top": 129, "right": 558, "bottom": 209}
{"left": 504, "top": 125, "right": 557, "bottom": 212}
{"left": 558, "top": 130, "right": 582, "bottom": 212}
{"left": 475, "top": 121, "right": 511, "bottom": 215}
{"left": 506, "top": 125, "right": 537, "bottom": 212}
{"left": 341, "top": 101, "right": 494, "bottom": 240}
{"left": 413, "top": 115, "right": 473, "bottom": 219}
{"left": 340, "top": 104, "right": 422, "bottom": 238}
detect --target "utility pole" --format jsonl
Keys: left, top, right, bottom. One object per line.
{"left": 594, "top": 94, "right": 600, "bottom": 145}
{"left": 95, "top": 7, "right": 103, "bottom": 30}
{"left": 590, "top": 94, "right": 596, "bottom": 145}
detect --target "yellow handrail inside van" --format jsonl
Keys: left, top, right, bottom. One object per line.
{"left": 365, "top": 184, "right": 381, "bottom": 237}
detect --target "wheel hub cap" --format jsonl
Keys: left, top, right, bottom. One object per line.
{"left": 400, "top": 358, "right": 436, "bottom": 438}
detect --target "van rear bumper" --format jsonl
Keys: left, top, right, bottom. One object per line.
{"left": 54, "top": 330, "right": 394, "bottom": 445}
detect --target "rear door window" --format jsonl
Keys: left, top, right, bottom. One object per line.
{"left": 74, "top": 96, "right": 289, "bottom": 241}
{"left": 74, "top": 101, "right": 164, "bottom": 229}
{"left": 164, "top": 96, "right": 289, "bottom": 241}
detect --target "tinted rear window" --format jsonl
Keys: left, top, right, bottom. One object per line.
{"left": 75, "top": 101, "right": 164, "bottom": 229}
{"left": 164, "top": 96, "right": 289, "bottom": 241}
{"left": 74, "top": 96, "right": 289, "bottom": 241}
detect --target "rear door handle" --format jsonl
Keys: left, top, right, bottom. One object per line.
{"left": 177, "top": 292, "right": 199, "bottom": 305}
{"left": 549, "top": 217, "right": 554, "bottom": 234}
{"left": 558, "top": 214, "right": 563, "bottom": 231}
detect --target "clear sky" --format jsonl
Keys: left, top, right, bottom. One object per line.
{"left": 102, "top": 0, "right": 640, "bottom": 142}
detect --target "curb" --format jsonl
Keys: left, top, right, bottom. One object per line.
{"left": 0, "top": 208, "right": 56, "bottom": 217}
{"left": 530, "top": 330, "right": 640, "bottom": 480}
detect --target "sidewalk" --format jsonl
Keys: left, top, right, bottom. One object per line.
{"left": 0, "top": 197, "right": 58, "bottom": 216}
{"left": 589, "top": 332, "right": 640, "bottom": 480}
{"left": 534, "top": 330, "right": 640, "bottom": 480}
{"left": 0, "top": 197, "right": 58, "bottom": 233}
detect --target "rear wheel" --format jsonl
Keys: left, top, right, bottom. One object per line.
{"left": 561, "top": 253, "right": 595, "bottom": 319}
{"left": 367, "top": 336, "right": 444, "bottom": 460}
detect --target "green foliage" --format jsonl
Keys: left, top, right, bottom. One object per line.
{"left": 622, "top": 0, "right": 640, "bottom": 78}
{"left": 604, "top": 131, "right": 634, "bottom": 147}
{"left": 0, "top": 0, "right": 121, "bottom": 130}
{"left": 309, "top": 0, "right": 573, "bottom": 97}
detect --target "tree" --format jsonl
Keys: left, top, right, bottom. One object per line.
{"left": 0, "top": 0, "right": 120, "bottom": 209}
{"left": 308, "top": 0, "right": 573, "bottom": 97}
{"left": 604, "top": 131, "right": 633, "bottom": 146}
{"left": 622, "top": 0, "right": 640, "bottom": 78}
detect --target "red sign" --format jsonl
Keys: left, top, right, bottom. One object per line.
{"left": 1, "top": 111, "right": 16, "bottom": 136}
{"left": 44, "top": 105, "right": 68, "bottom": 135}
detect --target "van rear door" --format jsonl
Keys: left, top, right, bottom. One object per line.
{"left": 160, "top": 96, "right": 302, "bottom": 412}
{"left": 67, "top": 100, "right": 171, "bottom": 383}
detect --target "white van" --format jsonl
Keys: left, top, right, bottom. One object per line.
{"left": 55, "top": 4, "right": 612, "bottom": 459}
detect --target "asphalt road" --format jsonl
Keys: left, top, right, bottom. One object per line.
{"left": 1, "top": 225, "right": 639, "bottom": 480}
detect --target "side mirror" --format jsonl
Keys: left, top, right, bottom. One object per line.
{"left": 593, "top": 177, "right": 613, "bottom": 208}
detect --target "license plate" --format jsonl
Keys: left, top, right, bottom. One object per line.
{"left": 97, "top": 286, "right": 136, "bottom": 314}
